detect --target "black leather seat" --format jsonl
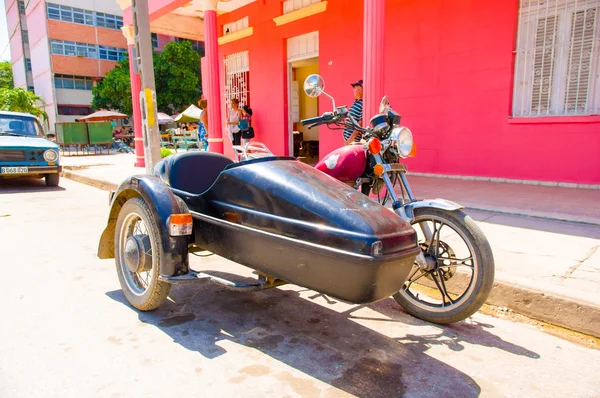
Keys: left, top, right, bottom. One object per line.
{"left": 153, "top": 152, "right": 233, "bottom": 195}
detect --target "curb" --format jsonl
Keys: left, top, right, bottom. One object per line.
{"left": 487, "top": 280, "right": 600, "bottom": 338}
{"left": 62, "top": 169, "right": 600, "bottom": 338}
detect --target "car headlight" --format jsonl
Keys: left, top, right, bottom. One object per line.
{"left": 44, "top": 149, "right": 58, "bottom": 162}
{"left": 390, "top": 127, "right": 413, "bottom": 158}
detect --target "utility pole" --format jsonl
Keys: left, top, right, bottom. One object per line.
{"left": 131, "top": 0, "right": 161, "bottom": 174}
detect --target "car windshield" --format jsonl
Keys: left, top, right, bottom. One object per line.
{"left": 0, "top": 115, "right": 42, "bottom": 137}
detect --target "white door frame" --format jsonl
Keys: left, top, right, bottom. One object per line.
{"left": 286, "top": 31, "right": 319, "bottom": 156}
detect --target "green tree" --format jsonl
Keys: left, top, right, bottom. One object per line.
{"left": 0, "top": 87, "right": 48, "bottom": 120}
{"left": 92, "top": 40, "right": 201, "bottom": 115}
{"left": 154, "top": 40, "right": 201, "bottom": 113}
{"left": 0, "top": 61, "right": 14, "bottom": 89}
{"left": 91, "top": 57, "right": 132, "bottom": 115}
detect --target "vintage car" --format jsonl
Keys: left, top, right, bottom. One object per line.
{"left": 98, "top": 152, "right": 421, "bottom": 312}
{"left": 0, "top": 110, "right": 61, "bottom": 186}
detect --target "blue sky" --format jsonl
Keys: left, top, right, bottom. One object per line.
{"left": 0, "top": 1, "right": 11, "bottom": 62}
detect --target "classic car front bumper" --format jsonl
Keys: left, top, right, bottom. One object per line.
{"left": 0, "top": 165, "right": 62, "bottom": 177}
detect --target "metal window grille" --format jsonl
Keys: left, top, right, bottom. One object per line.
{"left": 513, "top": 0, "right": 600, "bottom": 117}
{"left": 224, "top": 51, "right": 250, "bottom": 108}
{"left": 283, "top": 0, "right": 320, "bottom": 14}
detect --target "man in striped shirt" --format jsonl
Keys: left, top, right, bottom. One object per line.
{"left": 343, "top": 79, "right": 363, "bottom": 145}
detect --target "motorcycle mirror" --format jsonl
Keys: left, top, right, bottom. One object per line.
{"left": 304, "top": 74, "right": 325, "bottom": 98}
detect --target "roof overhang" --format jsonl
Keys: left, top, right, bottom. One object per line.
{"left": 118, "top": 0, "right": 256, "bottom": 41}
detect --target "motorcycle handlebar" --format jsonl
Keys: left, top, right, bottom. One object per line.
{"left": 301, "top": 112, "right": 335, "bottom": 126}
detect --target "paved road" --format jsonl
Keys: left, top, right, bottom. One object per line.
{"left": 1, "top": 178, "right": 599, "bottom": 398}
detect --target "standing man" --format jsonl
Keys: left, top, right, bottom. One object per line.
{"left": 343, "top": 79, "right": 363, "bottom": 145}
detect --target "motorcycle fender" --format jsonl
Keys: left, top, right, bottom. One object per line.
{"left": 399, "top": 199, "right": 464, "bottom": 222}
{"left": 97, "top": 175, "right": 190, "bottom": 278}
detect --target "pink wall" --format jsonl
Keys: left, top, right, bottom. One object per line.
{"left": 218, "top": 0, "right": 362, "bottom": 158}
{"left": 384, "top": 0, "right": 600, "bottom": 184}
{"left": 217, "top": 0, "right": 600, "bottom": 184}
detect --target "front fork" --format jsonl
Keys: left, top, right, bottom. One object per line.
{"left": 369, "top": 154, "right": 429, "bottom": 269}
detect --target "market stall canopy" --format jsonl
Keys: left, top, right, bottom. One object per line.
{"left": 78, "top": 110, "right": 129, "bottom": 122}
{"left": 173, "top": 104, "right": 202, "bottom": 123}
{"left": 157, "top": 112, "right": 174, "bottom": 124}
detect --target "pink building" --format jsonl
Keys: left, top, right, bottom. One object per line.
{"left": 122, "top": 0, "right": 600, "bottom": 185}
{"left": 3, "top": 0, "right": 199, "bottom": 130}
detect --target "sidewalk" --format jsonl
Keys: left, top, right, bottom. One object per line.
{"left": 61, "top": 152, "right": 600, "bottom": 337}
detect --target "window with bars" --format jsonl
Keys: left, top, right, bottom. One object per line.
{"left": 50, "top": 40, "right": 126, "bottom": 61}
{"left": 46, "top": 4, "right": 120, "bottom": 30}
{"left": 58, "top": 106, "right": 93, "bottom": 116}
{"left": 513, "top": 0, "right": 600, "bottom": 117}
{"left": 224, "top": 51, "right": 250, "bottom": 108}
{"left": 151, "top": 33, "right": 159, "bottom": 48}
{"left": 25, "top": 58, "right": 31, "bottom": 72}
{"left": 22, "top": 30, "right": 28, "bottom": 44}
{"left": 283, "top": 0, "right": 320, "bottom": 14}
{"left": 18, "top": 0, "right": 25, "bottom": 15}
{"left": 54, "top": 74, "right": 94, "bottom": 90}
{"left": 223, "top": 17, "right": 249, "bottom": 36}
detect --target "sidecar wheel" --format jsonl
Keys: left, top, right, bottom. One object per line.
{"left": 114, "top": 197, "right": 171, "bottom": 311}
{"left": 393, "top": 208, "right": 495, "bottom": 324}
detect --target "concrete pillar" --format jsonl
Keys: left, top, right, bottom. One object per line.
{"left": 202, "top": 0, "right": 224, "bottom": 153}
{"left": 363, "top": 0, "right": 386, "bottom": 123}
{"left": 122, "top": 25, "right": 145, "bottom": 168}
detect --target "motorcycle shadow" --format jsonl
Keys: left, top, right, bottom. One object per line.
{"left": 106, "top": 274, "right": 518, "bottom": 397}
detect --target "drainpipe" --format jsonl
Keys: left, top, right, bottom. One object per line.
{"left": 202, "top": 0, "right": 224, "bottom": 154}
{"left": 363, "top": 0, "right": 386, "bottom": 124}
{"left": 122, "top": 25, "right": 145, "bottom": 168}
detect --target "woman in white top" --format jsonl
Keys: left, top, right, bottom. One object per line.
{"left": 227, "top": 98, "right": 243, "bottom": 146}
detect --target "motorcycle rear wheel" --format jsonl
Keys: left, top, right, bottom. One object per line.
{"left": 393, "top": 207, "right": 495, "bottom": 324}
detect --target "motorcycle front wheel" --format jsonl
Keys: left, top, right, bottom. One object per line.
{"left": 393, "top": 207, "right": 495, "bottom": 324}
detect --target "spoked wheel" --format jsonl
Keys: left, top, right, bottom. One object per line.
{"left": 114, "top": 197, "right": 171, "bottom": 311}
{"left": 393, "top": 207, "right": 495, "bottom": 324}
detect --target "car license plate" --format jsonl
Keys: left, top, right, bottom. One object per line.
{"left": 1, "top": 167, "right": 28, "bottom": 174}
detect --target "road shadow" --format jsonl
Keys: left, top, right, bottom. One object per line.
{"left": 466, "top": 209, "right": 600, "bottom": 240}
{"left": 0, "top": 177, "right": 66, "bottom": 194}
{"left": 363, "top": 300, "right": 540, "bottom": 359}
{"left": 106, "top": 273, "right": 535, "bottom": 397}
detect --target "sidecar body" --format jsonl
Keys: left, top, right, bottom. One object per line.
{"left": 98, "top": 152, "right": 420, "bottom": 307}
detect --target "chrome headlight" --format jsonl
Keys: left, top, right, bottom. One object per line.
{"left": 390, "top": 126, "right": 413, "bottom": 158}
{"left": 44, "top": 149, "right": 58, "bottom": 162}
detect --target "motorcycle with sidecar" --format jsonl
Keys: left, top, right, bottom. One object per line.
{"left": 97, "top": 151, "right": 422, "bottom": 312}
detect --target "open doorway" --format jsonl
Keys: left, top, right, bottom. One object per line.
{"left": 289, "top": 57, "right": 319, "bottom": 164}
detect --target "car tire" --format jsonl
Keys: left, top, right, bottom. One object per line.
{"left": 45, "top": 173, "right": 60, "bottom": 187}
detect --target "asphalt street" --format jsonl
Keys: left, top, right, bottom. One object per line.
{"left": 1, "top": 178, "right": 599, "bottom": 398}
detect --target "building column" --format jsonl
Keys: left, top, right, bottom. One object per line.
{"left": 203, "top": 0, "right": 224, "bottom": 154}
{"left": 363, "top": 0, "right": 386, "bottom": 123}
{"left": 122, "top": 25, "right": 145, "bottom": 168}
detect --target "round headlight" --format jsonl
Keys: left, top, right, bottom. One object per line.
{"left": 44, "top": 149, "right": 58, "bottom": 162}
{"left": 390, "top": 126, "right": 413, "bottom": 158}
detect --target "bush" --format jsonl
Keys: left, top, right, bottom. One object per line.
{"left": 161, "top": 147, "right": 175, "bottom": 158}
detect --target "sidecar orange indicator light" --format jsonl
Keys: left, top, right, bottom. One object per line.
{"left": 168, "top": 214, "right": 193, "bottom": 236}
{"left": 373, "top": 164, "right": 384, "bottom": 176}
{"left": 368, "top": 138, "right": 382, "bottom": 155}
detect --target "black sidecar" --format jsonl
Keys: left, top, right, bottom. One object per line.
{"left": 98, "top": 152, "right": 420, "bottom": 311}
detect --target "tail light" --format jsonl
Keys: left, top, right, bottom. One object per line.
{"left": 168, "top": 214, "right": 193, "bottom": 236}
{"left": 368, "top": 138, "right": 382, "bottom": 155}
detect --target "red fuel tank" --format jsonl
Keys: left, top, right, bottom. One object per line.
{"left": 315, "top": 144, "right": 367, "bottom": 183}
